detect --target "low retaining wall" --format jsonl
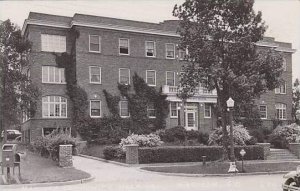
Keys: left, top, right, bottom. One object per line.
{"left": 289, "top": 143, "right": 300, "bottom": 159}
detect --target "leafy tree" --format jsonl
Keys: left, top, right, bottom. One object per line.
{"left": 173, "top": 0, "right": 283, "bottom": 148}
{"left": 293, "top": 78, "right": 300, "bottom": 124}
{"left": 0, "top": 20, "right": 39, "bottom": 142}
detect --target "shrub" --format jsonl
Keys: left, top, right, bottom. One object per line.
{"left": 103, "top": 146, "right": 125, "bottom": 160}
{"left": 138, "top": 146, "right": 224, "bottom": 164}
{"left": 186, "top": 130, "right": 209, "bottom": 145}
{"left": 31, "top": 130, "right": 78, "bottom": 161}
{"left": 208, "top": 124, "right": 252, "bottom": 146}
{"left": 269, "top": 123, "right": 300, "bottom": 148}
{"left": 119, "top": 133, "right": 163, "bottom": 149}
{"left": 159, "top": 126, "right": 186, "bottom": 143}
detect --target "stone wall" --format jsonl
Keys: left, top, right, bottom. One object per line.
{"left": 59, "top": 144, "right": 73, "bottom": 167}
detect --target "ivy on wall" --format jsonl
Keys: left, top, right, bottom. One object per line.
{"left": 104, "top": 73, "right": 169, "bottom": 134}
{"left": 53, "top": 28, "right": 89, "bottom": 138}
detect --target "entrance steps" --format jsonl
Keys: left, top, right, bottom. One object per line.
{"left": 267, "top": 148, "right": 298, "bottom": 160}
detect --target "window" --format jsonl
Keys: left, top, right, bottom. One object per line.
{"left": 43, "top": 127, "right": 70, "bottom": 136}
{"left": 275, "top": 81, "right": 286, "bottom": 94}
{"left": 165, "top": 43, "right": 175, "bottom": 59}
{"left": 179, "top": 50, "right": 186, "bottom": 60}
{"left": 89, "top": 35, "right": 101, "bottom": 52}
{"left": 90, "top": 100, "right": 101, "bottom": 117}
{"left": 41, "top": 34, "right": 66, "bottom": 52}
{"left": 42, "top": 66, "right": 66, "bottom": 84}
{"left": 204, "top": 104, "right": 211, "bottom": 118}
{"left": 145, "top": 41, "right": 156, "bottom": 57}
{"left": 146, "top": 70, "right": 156, "bottom": 86}
{"left": 166, "top": 71, "right": 175, "bottom": 86}
{"left": 42, "top": 96, "right": 67, "bottom": 118}
{"left": 89, "top": 66, "right": 101, "bottom": 84}
{"left": 119, "top": 68, "right": 130, "bottom": 85}
{"left": 119, "top": 38, "right": 129, "bottom": 55}
{"left": 276, "top": 103, "right": 287, "bottom": 120}
{"left": 170, "top": 102, "right": 178, "bottom": 118}
{"left": 259, "top": 105, "right": 267, "bottom": 119}
{"left": 282, "top": 58, "right": 287, "bottom": 71}
{"left": 120, "top": 101, "right": 129, "bottom": 117}
{"left": 147, "top": 103, "right": 156, "bottom": 118}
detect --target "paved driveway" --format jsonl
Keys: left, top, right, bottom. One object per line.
{"left": 1, "top": 156, "right": 285, "bottom": 191}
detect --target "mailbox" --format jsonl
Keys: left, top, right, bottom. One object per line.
{"left": 2, "top": 144, "right": 17, "bottom": 168}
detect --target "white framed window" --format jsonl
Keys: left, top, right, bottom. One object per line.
{"left": 275, "top": 103, "right": 287, "bottom": 120}
{"left": 42, "top": 66, "right": 66, "bottom": 84}
{"left": 282, "top": 58, "right": 287, "bottom": 71}
{"left": 145, "top": 41, "right": 156, "bottom": 57}
{"left": 89, "top": 35, "right": 101, "bottom": 53}
{"left": 204, "top": 103, "right": 211, "bottom": 118}
{"left": 259, "top": 105, "right": 267, "bottom": 119}
{"left": 179, "top": 49, "right": 186, "bottom": 60}
{"left": 275, "top": 81, "right": 286, "bottom": 94}
{"left": 165, "top": 43, "right": 175, "bottom": 59}
{"left": 166, "top": 71, "right": 175, "bottom": 86}
{"left": 147, "top": 103, "right": 156, "bottom": 118}
{"left": 90, "top": 100, "right": 101, "bottom": 118}
{"left": 119, "top": 68, "right": 130, "bottom": 85}
{"left": 170, "top": 102, "right": 178, "bottom": 118}
{"left": 146, "top": 70, "right": 156, "bottom": 86}
{"left": 119, "top": 38, "right": 129, "bottom": 55}
{"left": 119, "top": 101, "right": 129, "bottom": 118}
{"left": 41, "top": 34, "right": 66, "bottom": 52}
{"left": 42, "top": 96, "right": 67, "bottom": 118}
{"left": 89, "top": 66, "right": 101, "bottom": 84}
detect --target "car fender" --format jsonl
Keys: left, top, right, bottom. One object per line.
{"left": 284, "top": 171, "right": 297, "bottom": 179}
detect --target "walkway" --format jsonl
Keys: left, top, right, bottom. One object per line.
{"left": 1, "top": 156, "right": 287, "bottom": 191}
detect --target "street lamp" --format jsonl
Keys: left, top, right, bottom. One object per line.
{"left": 227, "top": 97, "right": 238, "bottom": 173}
{"left": 240, "top": 149, "right": 246, "bottom": 173}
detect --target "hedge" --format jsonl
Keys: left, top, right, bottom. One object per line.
{"left": 138, "top": 145, "right": 265, "bottom": 164}
{"left": 234, "top": 145, "right": 264, "bottom": 160}
{"left": 138, "top": 146, "right": 224, "bottom": 164}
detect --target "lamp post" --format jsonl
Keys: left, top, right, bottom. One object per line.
{"left": 227, "top": 97, "right": 238, "bottom": 173}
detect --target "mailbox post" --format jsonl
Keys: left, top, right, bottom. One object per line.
{"left": 2, "top": 144, "right": 17, "bottom": 182}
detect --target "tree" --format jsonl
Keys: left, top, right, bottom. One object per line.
{"left": 0, "top": 20, "right": 39, "bottom": 142}
{"left": 293, "top": 78, "right": 300, "bottom": 125}
{"left": 173, "top": 0, "right": 283, "bottom": 149}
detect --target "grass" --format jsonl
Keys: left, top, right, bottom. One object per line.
{"left": 0, "top": 144, "right": 91, "bottom": 184}
{"left": 142, "top": 161, "right": 300, "bottom": 174}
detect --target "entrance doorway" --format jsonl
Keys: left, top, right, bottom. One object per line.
{"left": 184, "top": 103, "right": 198, "bottom": 131}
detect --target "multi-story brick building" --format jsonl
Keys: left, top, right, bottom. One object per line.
{"left": 21, "top": 12, "right": 295, "bottom": 142}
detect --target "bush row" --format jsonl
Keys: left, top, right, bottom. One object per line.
{"left": 138, "top": 146, "right": 224, "bottom": 164}
{"left": 138, "top": 145, "right": 264, "bottom": 164}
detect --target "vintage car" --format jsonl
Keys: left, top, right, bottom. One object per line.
{"left": 1, "top": 130, "right": 22, "bottom": 141}
{"left": 283, "top": 166, "right": 300, "bottom": 191}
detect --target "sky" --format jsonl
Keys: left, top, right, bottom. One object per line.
{"left": 0, "top": 0, "right": 299, "bottom": 82}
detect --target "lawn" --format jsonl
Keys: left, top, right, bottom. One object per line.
{"left": 0, "top": 144, "right": 91, "bottom": 184}
{"left": 142, "top": 161, "right": 300, "bottom": 174}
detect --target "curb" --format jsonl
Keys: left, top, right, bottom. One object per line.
{"left": 138, "top": 168, "right": 289, "bottom": 177}
{"left": 78, "top": 154, "right": 129, "bottom": 167}
{"left": 0, "top": 175, "right": 95, "bottom": 189}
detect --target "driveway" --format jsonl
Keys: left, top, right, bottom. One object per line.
{"left": 1, "top": 155, "right": 286, "bottom": 191}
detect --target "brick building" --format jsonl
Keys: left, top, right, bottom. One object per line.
{"left": 21, "top": 12, "right": 295, "bottom": 142}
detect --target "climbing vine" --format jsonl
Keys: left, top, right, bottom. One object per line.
{"left": 105, "top": 73, "right": 169, "bottom": 134}
{"left": 53, "top": 28, "right": 89, "bottom": 139}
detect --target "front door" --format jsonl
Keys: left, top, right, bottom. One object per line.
{"left": 185, "top": 111, "right": 197, "bottom": 131}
